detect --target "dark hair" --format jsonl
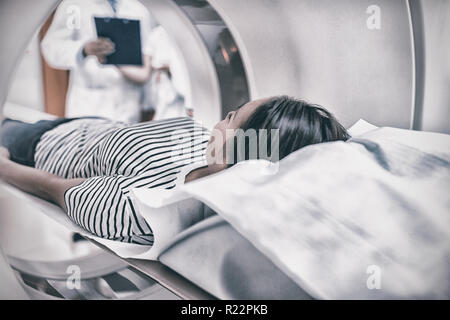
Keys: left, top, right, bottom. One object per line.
{"left": 234, "top": 96, "right": 350, "bottom": 163}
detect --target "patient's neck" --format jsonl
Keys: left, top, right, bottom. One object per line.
{"left": 184, "top": 163, "right": 227, "bottom": 183}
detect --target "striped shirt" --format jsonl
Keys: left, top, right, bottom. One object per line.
{"left": 34, "top": 117, "right": 210, "bottom": 245}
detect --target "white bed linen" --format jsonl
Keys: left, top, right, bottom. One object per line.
{"left": 181, "top": 127, "right": 450, "bottom": 299}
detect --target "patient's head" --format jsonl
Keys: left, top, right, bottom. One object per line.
{"left": 207, "top": 95, "right": 350, "bottom": 166}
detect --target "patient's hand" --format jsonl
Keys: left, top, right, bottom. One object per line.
{"left": 0, "top": 146, "right": 85, "bottom": 211}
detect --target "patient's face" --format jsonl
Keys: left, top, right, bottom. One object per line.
{"left": 206, "top": 97, "right": 272, "bottom": 165}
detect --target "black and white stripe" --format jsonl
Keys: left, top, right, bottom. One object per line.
{"left": 35, "top": 117, "right": 210, "bottom": 245}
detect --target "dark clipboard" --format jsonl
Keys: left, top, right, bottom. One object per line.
{"left": 94, "top": 17, "right": 143, "bottom": 66}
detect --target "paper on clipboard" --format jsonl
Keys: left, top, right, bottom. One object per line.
{"left": 94, "top": 16, "right": 143, "bottom": 65}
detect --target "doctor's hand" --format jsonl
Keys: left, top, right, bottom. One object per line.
{"left": 116, "top": 54, "right": 152, "bottom": 84}
{"left": 82, "top": 38, "right": 115, "bottom": 64}
{"left": 154, "top": 64, "right": 171, "bottom": 82}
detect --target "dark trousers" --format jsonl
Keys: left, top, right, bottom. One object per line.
{"left": 0, "top": 117, "right": 102, "bottom": 167}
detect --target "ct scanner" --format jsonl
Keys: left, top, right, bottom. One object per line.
{"left": 0, "top": 0, "right": 449, "bottom": 299}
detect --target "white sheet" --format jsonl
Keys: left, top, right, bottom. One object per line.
{"left": 181, "top": 127, "right": 450, "bottom": 299}
{"left": 347, "top": 118, "right": 378, "bottom": 136}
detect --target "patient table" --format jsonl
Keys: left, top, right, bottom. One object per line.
{"left": 1, "top": 97, "right": 309, "bottom": 300}
{"left": 0, "top": 181, "right": 308, "bottom": 299}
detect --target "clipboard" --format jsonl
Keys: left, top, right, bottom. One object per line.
{"left": 94, "top": 17, "right": 143, "bottom": 65}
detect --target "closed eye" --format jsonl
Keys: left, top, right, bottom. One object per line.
{"left": 226, "top": 102, "right": 246, "bottom": 122}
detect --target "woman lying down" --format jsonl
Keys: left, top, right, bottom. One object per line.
{"left": 0, "top": 96, "right": 349, "bottom": 245}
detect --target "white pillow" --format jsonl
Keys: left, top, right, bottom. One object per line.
{"left": 181, "top": 131, "right": 450, "bottom": 299}
{"left": 347, "top": 119, "right": 378, "bottom": 136}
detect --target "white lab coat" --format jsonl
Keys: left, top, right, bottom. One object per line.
{"left": 146, "top": 26, "right": 192, "bottom": 120}
{"left": 41, "top": 0, "right": 153, "bottom": 123}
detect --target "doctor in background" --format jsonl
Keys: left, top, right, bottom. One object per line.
{"left": 145, "top": 25, "right": 193, "bottom": 120}
{"left": 41, "top": 0, "right": 153, "bottom": 123}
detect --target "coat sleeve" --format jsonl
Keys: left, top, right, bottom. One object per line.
{"left": 139, "top": 5, "right": 154, "bottom": 57}
{"left": 40, "top": 0, "right": 86, "bottom": 70}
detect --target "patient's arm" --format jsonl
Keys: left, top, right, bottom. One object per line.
{"left": 0, "top": 147, "right": 84, "bottom": 212}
